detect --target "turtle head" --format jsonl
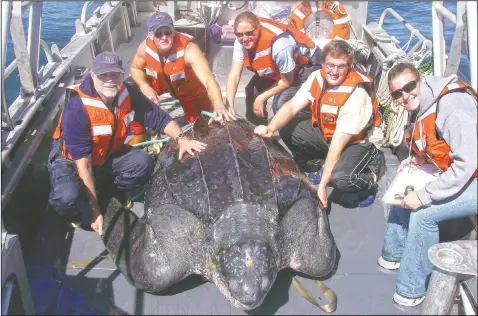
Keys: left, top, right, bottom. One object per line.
{"left": 219, "top": 241, "right": 277, "bottom": 310}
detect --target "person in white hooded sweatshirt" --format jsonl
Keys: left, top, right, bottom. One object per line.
{"left": 377, "top": 62, "right": 477, "bottom": 307}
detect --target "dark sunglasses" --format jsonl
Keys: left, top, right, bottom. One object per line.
{"left": 154, "top": 29, "right": 173, "bottom": 38}
{"left": 390, "top": 79, "right": 419, "bottom": 100}
{"left": 234, "top": 29, "right": 255, "bottom": 38}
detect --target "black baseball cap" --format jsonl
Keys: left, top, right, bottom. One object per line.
{"left": 91, "top": 51, "right": 125, "bottom": 75}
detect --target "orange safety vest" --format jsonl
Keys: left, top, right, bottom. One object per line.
{"left": 143, "top": 32, "right": 212, "bottom": 122}
{"left": 309, "top": 68, "right": 381, "bottom": 143}
{"left": 242, "top": 17, "right": 316, "bottom": 81}
{"left": 144, "top": 32, "right": 206, "bottom": 98}
{"left": 406, "top": 81, "right": 478, "bottom": 176}
{"left": 52, "top": 82, "right": 142, "bottom": 166}
{"left": 289, "top": 1, "right": 350, "bottom": 40}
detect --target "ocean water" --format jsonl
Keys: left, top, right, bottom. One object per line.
{"left": 4, "top": 1, "right": 471, "bottom": 105}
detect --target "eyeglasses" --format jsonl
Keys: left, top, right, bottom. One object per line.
{"left": 234, "top": 29, "right": 255, "bottom": 38}
{"left": 97, "top": 72, "right": 123, "bottom": 81}
{"left": 390, "top": 79, "right": 419, "bottom": 100}
{"left": 154, "top": 29, "right": 173, "bottom": 38}
{"left": 325, "top": 62, "right": 348, "bottom": 71}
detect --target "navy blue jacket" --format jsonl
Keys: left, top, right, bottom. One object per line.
{"left": 61, "top": 74, "right": 173, "bottom": 160}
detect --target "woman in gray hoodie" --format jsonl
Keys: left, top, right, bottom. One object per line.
{"left": 377, "top": 62, "right": 477, "bottom": 307}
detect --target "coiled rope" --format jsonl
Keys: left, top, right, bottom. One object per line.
{"left": 378, "top": 42, "right": 433, "bottom": 147}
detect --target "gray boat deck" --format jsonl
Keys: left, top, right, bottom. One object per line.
{"left": 22, "top": 12, "right": 424, "bottom": 315}
{"left": 25, "top": 124, "right": 419, "bottom": 315}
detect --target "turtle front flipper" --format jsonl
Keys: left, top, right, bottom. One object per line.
{"left": 102, "top": 199, "right": 206, "bottom": 292}
{"left": 281, "top": 197, "right": 336, "bottom": 277}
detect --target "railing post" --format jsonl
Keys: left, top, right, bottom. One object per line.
{"left": 466, "top": 1, "right": 477, "bottom": 90}
{"left": 121, "top": 3, "right": 132, "bottom": 41}
{"left": 106, "top": 20, "right": 115, "bottom": 52}
{"left": 10, "top": 1, "right": 35, "bottom": 97}
{"left": 1, "top": 0, "right": 14, "bottom": 131}
{"left": 444, "top": 2, "right": 465, "bottom": 77}
{"left": 27, "top": 1, "right": 43, "bottom": 89}
{"left": 432, "top": 1, "right": 446, "bottom": 76}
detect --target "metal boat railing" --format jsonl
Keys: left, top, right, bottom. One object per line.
{"left": 432, "top": 1, "right": 476, "bottom": 90}
{"left": 1, "top": 0, "right": 138, "bottom": 208}
{"left": 378, "top": 7, "right": 431, "bottom": 57}
{"left": 1, "top": 2, "right": 140, "bottom": 313}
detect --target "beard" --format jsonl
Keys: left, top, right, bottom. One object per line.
{"left": 99, "top": 86, "right": 119, "bottom": 99}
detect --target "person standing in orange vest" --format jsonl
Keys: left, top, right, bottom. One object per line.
{"left": 226, "top": 11, "right": 321, "bottom": 126}
{"left": 254, "top": 40, "right": 385, "bottom": 208}
{"left": 48, "top": 52, "right": 207, "bottom": 236}
{"left": 130, "top": 12, "right": 235, "bottom": 124}
{"left": 378, "top": 62, "right": 477, "bottom": 307}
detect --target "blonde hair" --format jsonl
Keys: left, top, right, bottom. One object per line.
{"left": 387, "top": 62, "right": 420, "bottom": 82}
{"left": 322, "top": 40, "right": 355, "bottom": 66}
{"left": 234, "top": 11, "right": 260, "bottom": 31}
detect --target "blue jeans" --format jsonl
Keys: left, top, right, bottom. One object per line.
{"left": 381, "top": 178, "right": 477, "bottom": 298}
{"left": 47, "top": 139, "right": 153, "bottom": 228}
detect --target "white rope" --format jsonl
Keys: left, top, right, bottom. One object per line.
{"left": 376, "top": 41, "right": 432, "bottom": 147}
{"left": 400, "top": 29, "right": 418, "bottom": 53}
{"left": 376, "top": 52, "right": 410, "bottom": 147}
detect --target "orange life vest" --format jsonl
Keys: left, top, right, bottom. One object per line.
{"left": 144, "top": 32, "right": 207, "bottom": 98}
{"left": 406, "top": 81, "right": 478, "bottom": 177}
{"left": 52, "top": 82, "right": 141, "bottom": 166}
{"left": 242, "top": 17, "right": 316, "bottom": 81}
{"left": 289, "top": 1, "right": 350, "bottom": 40}
{"left": 309, "top": 68, "right": 381, "bottom": 143}
{"left": 143, "top": 32, "right": 212, "bottom": 122}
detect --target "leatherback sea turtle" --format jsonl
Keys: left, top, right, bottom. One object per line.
{"left": 102, "top": 116, "right": 337, "bottom": 311}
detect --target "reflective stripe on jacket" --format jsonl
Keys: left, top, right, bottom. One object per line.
{"left": 144, "top": 32, "right": 206, "bottom": 99}
{"left": 308, "top": 68, "right": 381, "bottom": 143}
{"left": 52, "top": 83, "right": 139, "bottom": 166}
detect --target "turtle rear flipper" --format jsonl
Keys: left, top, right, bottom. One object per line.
{"left": 281, "top": 197, "right": 336, "bottom": 277}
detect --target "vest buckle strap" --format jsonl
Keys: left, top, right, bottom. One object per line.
{"left": 170, "top": 71, "right": 186, "bottom": 82}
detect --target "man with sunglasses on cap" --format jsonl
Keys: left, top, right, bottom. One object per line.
{"left": 48, "top": 52, "right": 207, "bottom": 236}
{"left": 254, "top": 40, "right": 385, "bottom": 209}
{"left": 225, "top": 11, "right": 321, "bottom": 126}
{"left": 130, "top": 12, "right": 234, "bottom": 124}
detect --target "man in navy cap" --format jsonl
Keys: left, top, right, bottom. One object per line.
{"left": 48, "top": 51, "right": 207, "bottom": 235}
{"left": 130, "top": 11, "right": 235, "bottom": 123}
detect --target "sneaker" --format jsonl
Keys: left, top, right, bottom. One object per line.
{"left": 305, "top": 168, "right": 323, "bottom": 185}
{"left": 377, "top": 256, "right": 400, "bottom": 270}
{"left": 392, "top": 292, "right": 425, "bottom": 307}
{"left": 358, "top": 191, "right": 377, "bottom": 207}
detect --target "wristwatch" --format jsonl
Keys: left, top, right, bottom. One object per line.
{"left": 175, "top": 132, "right": 186, "bottom": 143}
